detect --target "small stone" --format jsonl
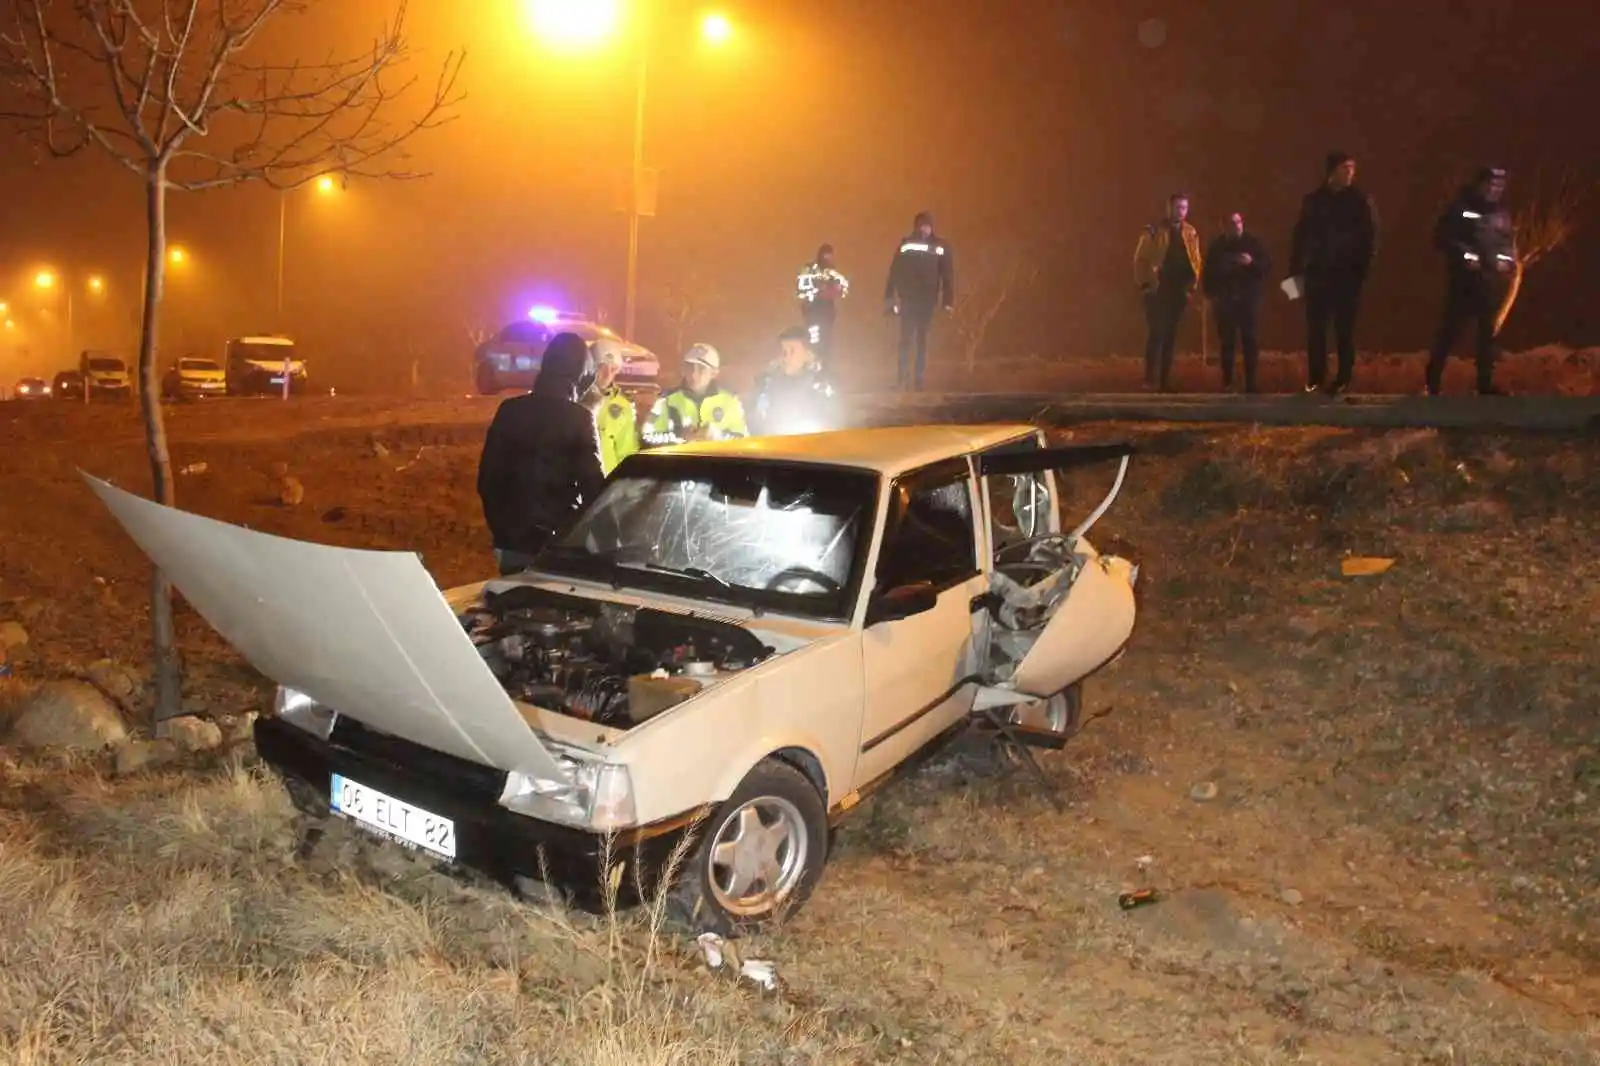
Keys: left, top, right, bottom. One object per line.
{"left": 86, "top": 659, "right": 140, "bottom": 702}
{"left": 1280, "top": 888, "right": 1304, "bottom": 906}
{"left": 278, "top": 476, "right": 305, "bottom": 506}
{"left": 9, "top": 681, "right": 129, "bottom": 749}
{"left": 1286, "top": 615, "right": 1328, "bottom": 640}
{"left": 1189, "top": 781, "right": 1220, "bottom": 802}
{"left": 161, "top": 715, "right": 223, "bottom": 753}
{"left": 370, "top": 439, "right": 390, "bottom": 458}
{"left": 114, "top": 738, "right": 181, "bottom": 775}
{"left": 0, "top": 620, "right": 29, "bottom": 649}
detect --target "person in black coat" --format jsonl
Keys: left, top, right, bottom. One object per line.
{"left": 1287, "top": 151, "right": 1380, "bottom": 395}
{"left": 1202, "top": 211, "right": 1272, "bottom": 393}
{"left": 883, "top": 210, "right": 955, "bottom": 391}
{"left": 1425, "top": 166, "right": 1516, "bottom": 396}
{"left": 476, "top": 332, "right": 605, "bottom": 575}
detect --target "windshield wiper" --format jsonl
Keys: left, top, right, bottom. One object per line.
{"left": 625, "top": 561, "right": 731, "bottom": 591}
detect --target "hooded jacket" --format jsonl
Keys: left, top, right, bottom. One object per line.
{"left": 476, "top": 332, "right": 606, "bottom": 554}
{"left": 884, "top": 212, "right": 955, "bottom": 313}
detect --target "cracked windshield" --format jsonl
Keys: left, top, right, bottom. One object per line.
{"left": 544, "top": 459, "right": 876, "bottom": 614}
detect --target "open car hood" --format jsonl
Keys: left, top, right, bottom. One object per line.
{"left": 83, "top": 474, "right": 562, "bottom": 780}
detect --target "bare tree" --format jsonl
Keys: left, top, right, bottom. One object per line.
{"left": 656, "top": 270, "right": 724, "bottom": 355}
{"left": 0, "top": 0, "right": 462, "bottom": 725}
{"left": 1494, "top": 169, "right": 1592, "bottom": 336}
{"left": 947, "top": 244, "right": 1038, "bottom": 373}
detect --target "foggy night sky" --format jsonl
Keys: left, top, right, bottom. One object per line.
{"left": 0, "top": 0, "right": 1594, "bottom": 387}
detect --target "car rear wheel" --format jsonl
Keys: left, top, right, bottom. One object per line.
{"left": 475, "top": 360, "right": 501, "bottom": 396}
{"left": 668, "top": 757, "right": 827, "bottom": 937}
{"left": 995, "top": 682, "right": 1083, "bottom": 764}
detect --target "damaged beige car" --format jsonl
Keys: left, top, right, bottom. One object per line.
{"left": 86, "top": 423, "right": 1138, "bottom": 934}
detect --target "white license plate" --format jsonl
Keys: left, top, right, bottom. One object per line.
{"left": 330, "top": 773, "right": 457, "bottom": 860}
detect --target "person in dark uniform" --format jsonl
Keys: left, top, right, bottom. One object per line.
{"left": 1132, "top": 193, "right": 1203, "bottom": 391}
{"left": 476, "top": 332, "right": 604, "bottom": 575}
{"left": 796, "top": 244, "right": 849, "bottom": 368}
{"left": 1425, "top": 166, "right": 1516, "bottom": 396}
{"left": 883, "top": 211, "right": 955, "bottom": 391}
{"left": 1287, "top": 151, "right": 1380, "bottom": 395}
{"left": 1201, "top": 211, "right": 1272, "bottom": 393}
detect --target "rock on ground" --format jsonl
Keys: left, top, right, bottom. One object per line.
{"left": 0, "top": 620, "right": 28, "bottom": 650}
{"left": 161, "top": 715, "right": 224, "bottom": 753}
{"left": 8, "top": 680, "right": 129, "bottom": 749}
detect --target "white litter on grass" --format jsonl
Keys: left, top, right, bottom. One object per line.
{"left": 695, "top": 932, "right": 778, "bottom": 992}
{"left": 696, "top": 932, "right": 725, "bottom": 969}
{"left": 739, "top": 959, "right": 777, "bottom": 991}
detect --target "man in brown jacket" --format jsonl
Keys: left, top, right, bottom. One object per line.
{"left": 1133, "top": 192, "right": 1203, "bottom": 391}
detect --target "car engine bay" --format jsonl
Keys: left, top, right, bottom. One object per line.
{"left": 459, "top": 585, "right": 775, "bottom": 730}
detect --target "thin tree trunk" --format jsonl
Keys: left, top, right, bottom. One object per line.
{"left": 1492, "top": 259, "right": 1524, "bottom": 338}
{"left": 139, "top": 163, "right": 181, "bottom": 726}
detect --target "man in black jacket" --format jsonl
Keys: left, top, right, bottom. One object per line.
{"left": 476, "top": 332, "right": 605, "bottom": 575}
{"left": 751, "top": 326, "right": 838, "bottom": 436}
{"left": 1202, "top": 211, "right": 1272, "bottom": 393}
{"left": 1288, "top": 151, "right": 1380, "bottom": 395}
{"left": 1425, "top": 167, "right": 1516, "bottom": 396}
{"left": 883, "top": 210, "right": 955, "bottom": 391}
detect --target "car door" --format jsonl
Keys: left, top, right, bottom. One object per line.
{"left": 855, "top": 458, "right": 988, "bottom": 788}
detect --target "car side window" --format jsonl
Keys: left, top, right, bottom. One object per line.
{"left": 876, "top": 461, "right": 978, "bottom": 592}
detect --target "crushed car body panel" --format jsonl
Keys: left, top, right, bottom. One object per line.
{"left": 83, "top": 473, "right": 563, "bottom": 780}
{"left": 995, "top": 540, "right": 1137, "bottom": 698}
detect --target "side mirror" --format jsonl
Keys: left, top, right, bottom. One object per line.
{"left": 865, "top": 581, "right": 939, "bottom": 627}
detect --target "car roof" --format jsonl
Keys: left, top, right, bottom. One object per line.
{"left": 657, "top": 423, "right": 1039, "bottom": 477}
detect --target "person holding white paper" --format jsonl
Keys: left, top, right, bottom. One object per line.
{"left": 1287, "top": 151, "right": 1380, "bottom": 395}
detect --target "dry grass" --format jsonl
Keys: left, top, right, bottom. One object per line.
{"left": 3, "top": 405, "right": 1599, "bottom": 1064}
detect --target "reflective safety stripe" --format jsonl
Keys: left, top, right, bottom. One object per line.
{"left": 898, "top": 241, "right": 946, "bottom": 256}
{"left": 1462, "top": 210, "right": 1482, "bottom": 219}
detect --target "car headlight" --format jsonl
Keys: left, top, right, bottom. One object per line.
{"left": 500, "top": 746, "right": 636, "bottom": 831}
{"left": 274, "top": 686, "right": 337, "bottom": 740}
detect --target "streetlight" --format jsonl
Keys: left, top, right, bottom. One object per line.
{"left": 531, "top": 4, "right": 736, "bottom": 342}
{"left": 276, "top": 175, "right": 341, "bottom": 326}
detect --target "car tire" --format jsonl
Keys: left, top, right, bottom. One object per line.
{"left": 666, "top": 757, "right": 828, "bottom": 937}
{"left": 475, "top": 360, "right": 501, "bottom": 396}
{"left": 995, "top": 681, "right": 1083, "bottom": 765}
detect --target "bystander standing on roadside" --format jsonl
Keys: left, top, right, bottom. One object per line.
{"left": 1133, "top": 192, "right": 1203, "bottom": 392}
{"left": 1202, "top": 210, "right": 1271, "bottom": 394}
{"left": 1286, "top": 151, "right": 1380, "bottom": 396}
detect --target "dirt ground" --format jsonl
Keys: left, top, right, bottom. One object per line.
{"left": 1, "top": 395, "right": 1597, "bottom": 1064}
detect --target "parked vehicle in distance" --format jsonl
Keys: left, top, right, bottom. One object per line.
{"left": 79, "top": 351, "right": 132, "bottom": 398}
{"left": 474, "top": 308, "right": 660, "bottom": 397}
{"left": 88, "top": 423, "right": 1140, "bottom": 935}
{"left": 225, "top": 335, "right": 306, "bottom": 396}
{"left": 13, "top": 376, "right": 51, "bottom": 399}
{"left": 52, "top": 369, "right": 83, "bottom": 399}
{"left": 163, "top": 356, "right": 228, "bottom": 400}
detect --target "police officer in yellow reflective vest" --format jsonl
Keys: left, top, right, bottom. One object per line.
{"left": 582, "top": 338, "right": 641, "bottom": 474}
{"left": 643, "top": 343, "right": 749, "bottom": 447}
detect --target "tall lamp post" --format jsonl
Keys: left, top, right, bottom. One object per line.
{"left": 277, "top": 174, "right": 341, "bottom": 327}
{"left": 528, "top": 2, "right": 735, "bottom": 341}
{"left": 35, "top": 270, "right": 107, "bottom": 401}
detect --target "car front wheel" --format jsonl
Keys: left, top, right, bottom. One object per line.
{"left": 668, "top": 757, "right": 828, "bottom": 936}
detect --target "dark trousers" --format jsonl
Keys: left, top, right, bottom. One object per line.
{"left": 1304, "top": 271, "right": 1364, "bottom": 388}
{"left": 1213, "top": 296, "right": 1261, "bottom": 391}
{"left": 1142, "top": 285, "right": 1188, "bottom": 389}
{"left": 1425, "top": 273, "right": 1501, "bottom": 394}
{"left": 802, "top": 302, "right": 836, "bottom": 368}
{"left": 897, "top": 306, "right": 933, "bottom": 389}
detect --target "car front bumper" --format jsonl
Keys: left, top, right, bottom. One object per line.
{"left": 254, "top": 715, "right": 696, "bottom": 906}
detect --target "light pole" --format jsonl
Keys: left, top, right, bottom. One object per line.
{"left": 528, "top": 3, "right": 734, "bottom": 342}
{"left": 277, "top": 175, "right": 340, "bottom": 327}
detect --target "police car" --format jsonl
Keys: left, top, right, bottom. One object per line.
{"left": 473, "top": 308, "right": 660, "bottom": 396}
